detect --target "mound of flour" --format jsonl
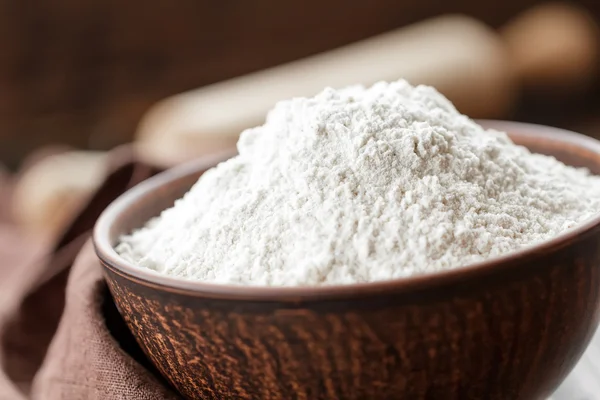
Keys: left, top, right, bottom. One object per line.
{"left": 117, "top": 80, "right": 600, "bottom": 286}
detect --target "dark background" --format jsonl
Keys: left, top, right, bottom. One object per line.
{"left": 1, "top": 0, "right": 600, "bottom": 167}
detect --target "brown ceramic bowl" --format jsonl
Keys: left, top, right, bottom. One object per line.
{"left": 94, "top": 121, "right": 600, "bottom": 400}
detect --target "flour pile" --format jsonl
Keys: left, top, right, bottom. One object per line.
{"left": 117, "top": 80, "right": 600, "bottom": 286}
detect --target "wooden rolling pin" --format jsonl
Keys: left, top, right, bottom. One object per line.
{"left": 501, "top": 2, "right": 599, "bottom": 91}
{"left": 136, "top": 15, "right": 515, "bottom": 167}
{"left": 12, "top": 150, "right": 108, "bottom": 236}
{"left": 14, "top": 5, "right": 599, "bottom": 236}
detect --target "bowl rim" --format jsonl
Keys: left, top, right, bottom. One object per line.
{"left": 94, "top": 120, "right": 600, "bottom": 301}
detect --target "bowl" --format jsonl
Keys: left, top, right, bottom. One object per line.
{"left": 94, "top": 121, "right": 600, "bottom": 400}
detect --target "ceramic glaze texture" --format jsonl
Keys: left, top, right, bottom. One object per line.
{"left": 95, "top": 122, "right": 600, "bottom": 400}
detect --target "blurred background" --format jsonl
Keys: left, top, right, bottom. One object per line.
{"left": 3, "top": 0, "right": 600, "bottom": 236}
{"left": 2, "top": 3, "right": 600, "bottom": 398}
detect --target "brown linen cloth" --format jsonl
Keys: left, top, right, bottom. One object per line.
{"left": 0, "top": 147, "right": 181, "bottom": 399}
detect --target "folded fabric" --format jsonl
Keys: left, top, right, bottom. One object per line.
{"left": 0, "top": 147, "right": 179, "bottom": 399}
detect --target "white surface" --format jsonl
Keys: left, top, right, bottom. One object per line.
{"left": 552, "top": 328, "right": 600, "bottom": 400}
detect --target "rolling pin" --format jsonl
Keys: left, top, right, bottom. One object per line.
{"left": 11, "top": 150, "right": 108, "bottom": 237}
{"left": 136, "top": 15, "right": 515, "bottom": 167}
{"left": 501, "top": 2, "right": 599, "bottom": 91}
{"left": 16, "top": 5, "right": 598, "bottom": 236}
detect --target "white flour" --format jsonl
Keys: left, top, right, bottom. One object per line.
{"left": 117, "top": 80, "right": 600, "bottom": 286}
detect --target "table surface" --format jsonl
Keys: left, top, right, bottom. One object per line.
{"left": 551, "top": 328, "right": 600, "bottom": 400}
